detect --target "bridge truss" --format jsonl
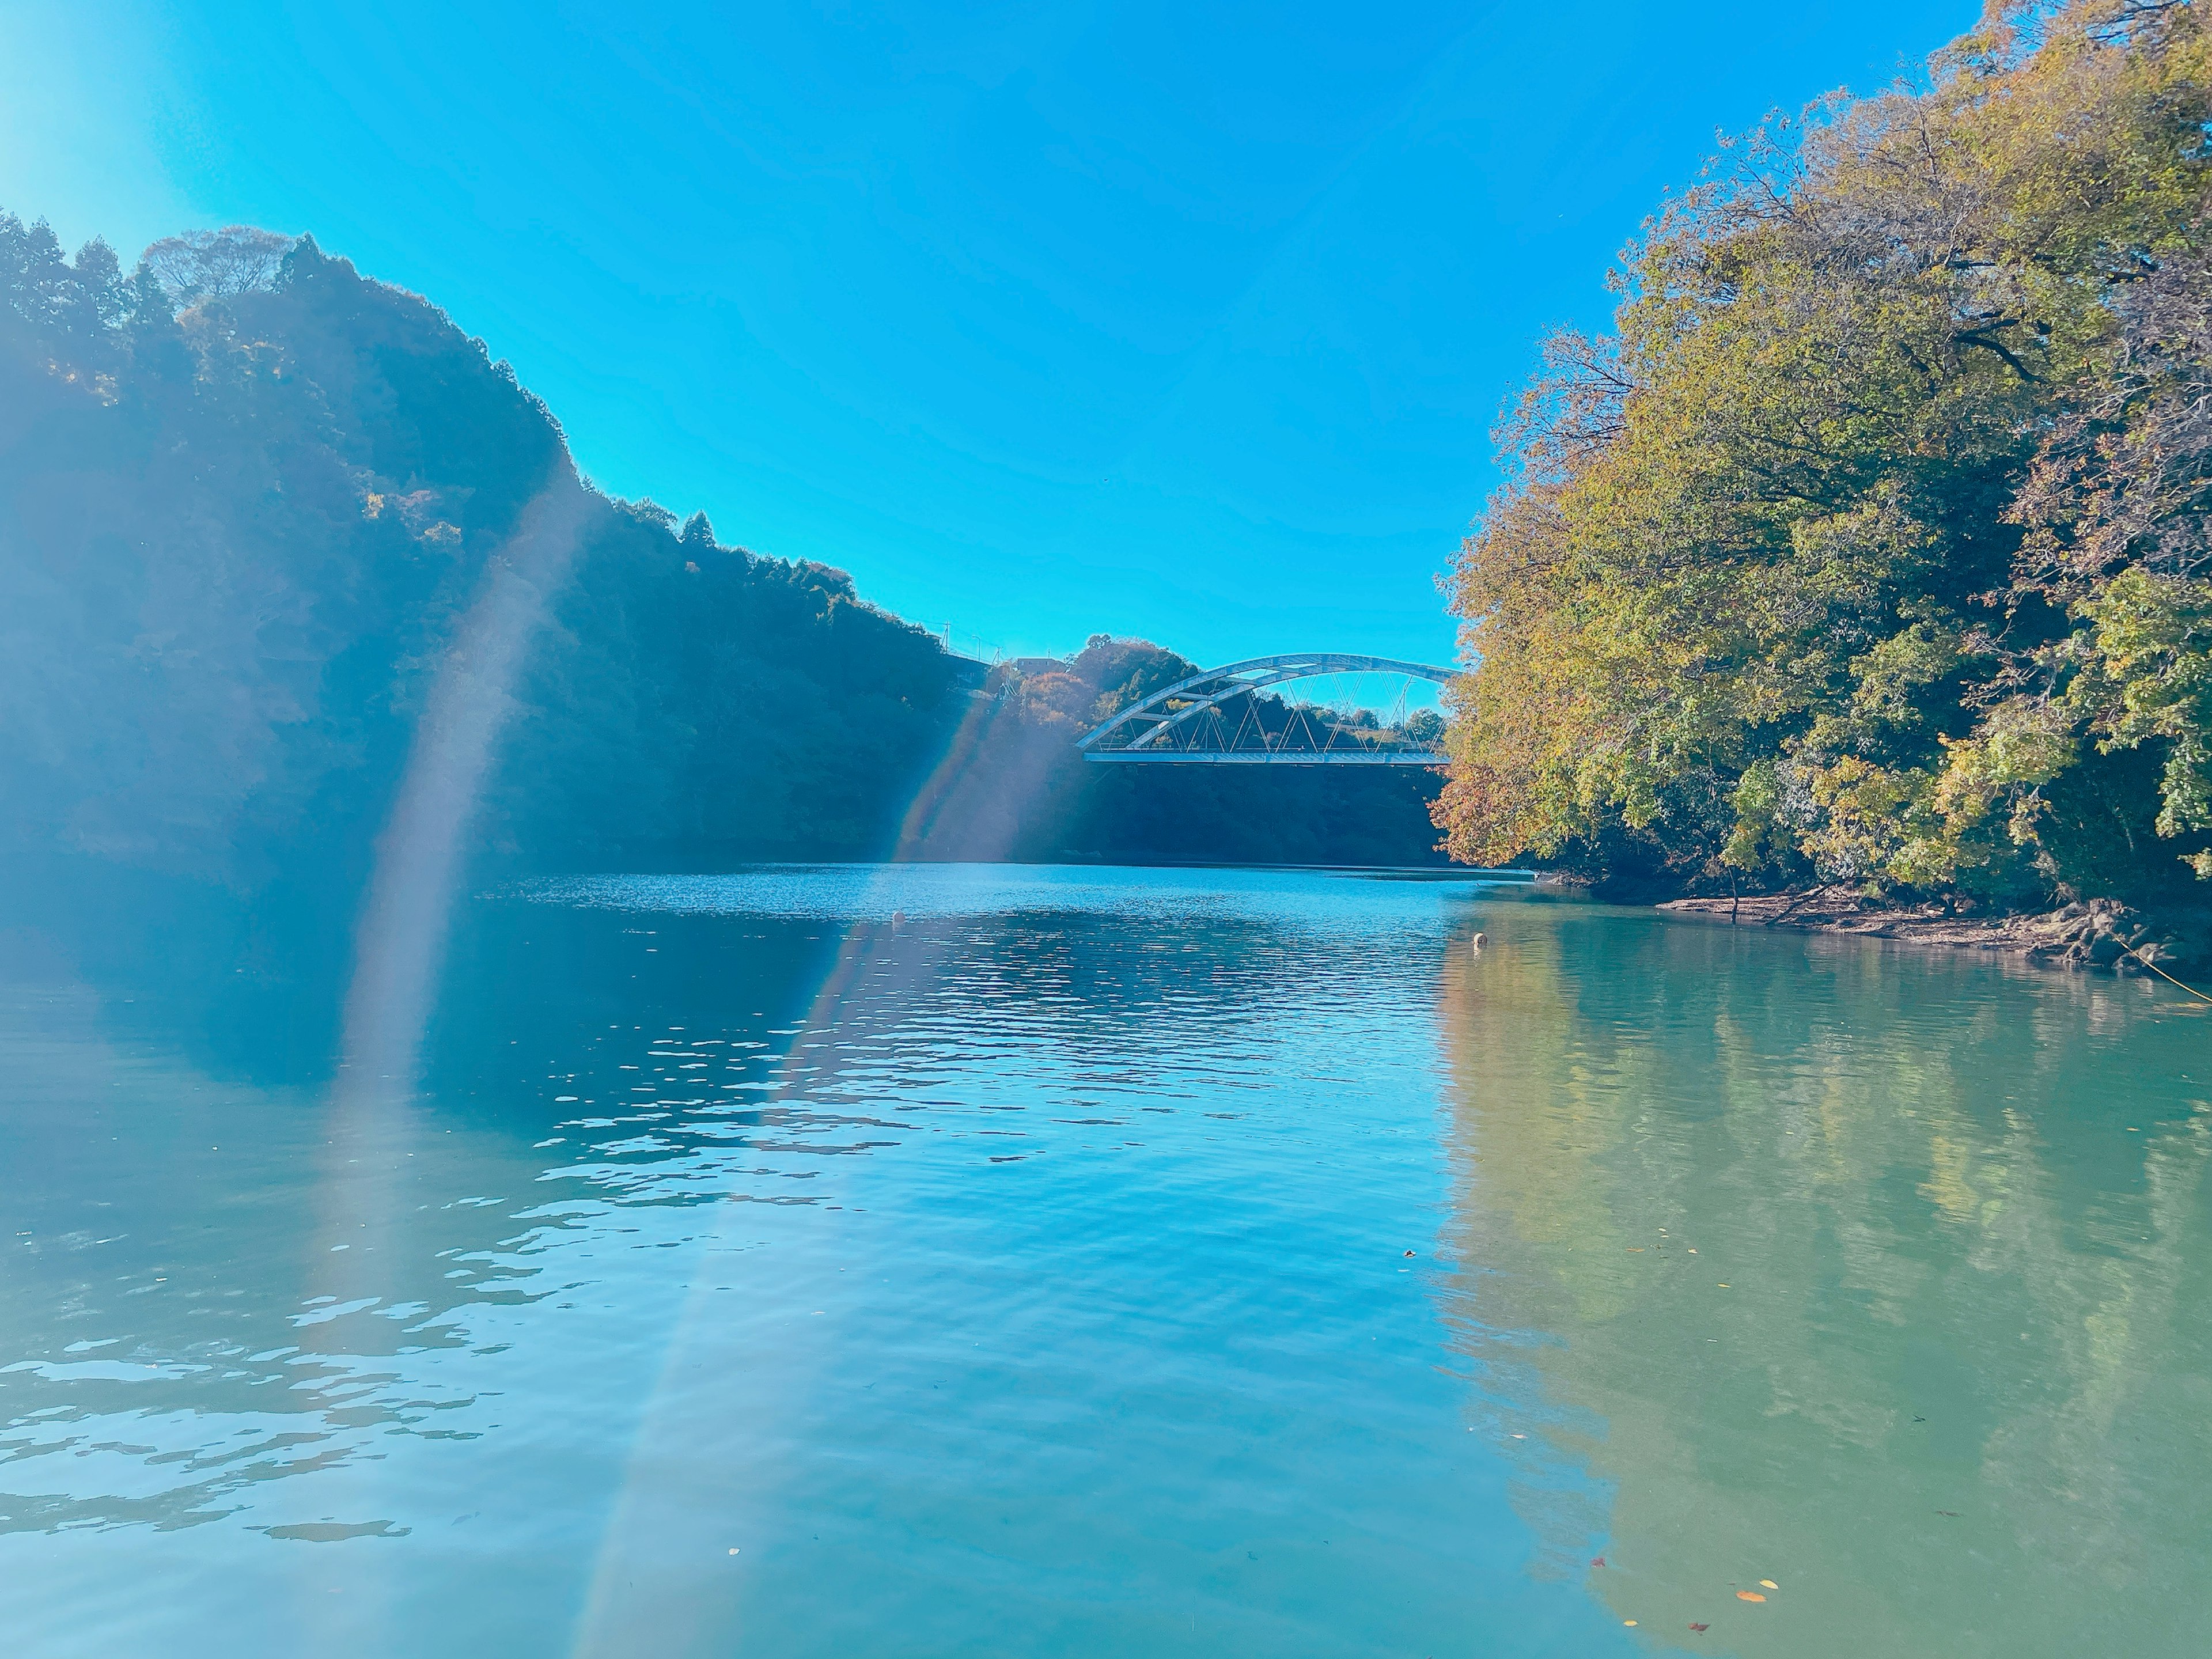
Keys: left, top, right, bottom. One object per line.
{"left": 1075, "top": 653, "right": 1456, "bottom": 765}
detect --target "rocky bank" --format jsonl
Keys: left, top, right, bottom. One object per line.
{"left": 1657, "top": 888, "right": 2212, "bottom": 988}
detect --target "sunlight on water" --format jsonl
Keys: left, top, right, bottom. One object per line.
{"left": 1, "top": 868, "right": 2206, "bottom": 1656}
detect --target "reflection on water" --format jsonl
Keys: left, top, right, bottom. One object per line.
{"left": 1438, "top": 907, "right": 2212, "bottom": 1656}
{"left": 1, "top": 868, "right": 2207, "bottom": 1657}
{"left": 1, "top": 867, "right": 1607, "bottom": 1658}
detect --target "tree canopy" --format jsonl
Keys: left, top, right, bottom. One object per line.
{"left": 1436, "top": 0, "right": 2212, "bottom": 903}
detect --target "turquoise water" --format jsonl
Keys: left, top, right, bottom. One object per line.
{"left": 2, "top": 866, "right": 2208, "bottom": 1656}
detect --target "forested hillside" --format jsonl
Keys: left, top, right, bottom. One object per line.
{"left": 1438, "top": 0, "right": 2212, "bottom": 906}
{"left": 0, "top": 214, "right": 1442, "bottom": 960}
{"left": 1, "top": 218, "right": 978, "bottom": 894}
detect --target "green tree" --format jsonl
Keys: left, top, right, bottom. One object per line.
{"left": 1437, "top": 0, "right": 2212, "bottom": 903}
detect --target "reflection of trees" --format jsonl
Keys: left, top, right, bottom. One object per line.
{"left": 0, "top": 987, "right": 560, "bottom": 1533}
{"left": 1434, "top": 908, "right": 2212, "bottom": 1656}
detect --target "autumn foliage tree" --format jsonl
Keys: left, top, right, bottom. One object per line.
{"left": 1437, "top": 0, "right": 2212, "bottom": 903}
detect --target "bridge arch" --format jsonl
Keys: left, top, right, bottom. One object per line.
{"left": 1074, "top": 652, "right": 1457, "bottom": 764}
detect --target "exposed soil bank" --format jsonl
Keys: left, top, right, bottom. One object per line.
{"left": 1657, "top": 888, "right": 2212, "bottom": 986}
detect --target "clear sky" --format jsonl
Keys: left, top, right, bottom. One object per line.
{"left": 2, "top": 1, "right": 1972, "bottom": 666}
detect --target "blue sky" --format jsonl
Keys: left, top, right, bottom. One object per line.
{"left": 3, "top": 1, "right": 1971, "bottom": 666}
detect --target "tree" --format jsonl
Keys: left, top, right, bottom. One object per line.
{"left": 142, "top": 225, "right": 295, "bottom": 302}
{"left": 1435, "top": 0, "right": 2212, "bottom": 903}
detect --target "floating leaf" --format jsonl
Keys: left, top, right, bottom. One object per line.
{"left": 1689, "top": 1624, "right": 1709, "bottom": 1633}
{"left": 1591, "top": 1556, "right": 1607, "bottom": 1567}
{"left": 1737, "top": 1590, "right": 1766, "bottom": 1603}
{"left": 1759, "top": 1580, "right": 1777, "bottom": 1589}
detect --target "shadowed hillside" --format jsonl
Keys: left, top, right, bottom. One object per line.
{"left": 0, "top": 218, "right": 968, "bottom": 896}
{"left": 0, "top": 211, "right": 1448, "bottom": 981}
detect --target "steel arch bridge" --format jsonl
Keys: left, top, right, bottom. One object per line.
{"left": 1074, "top": 652, "right": 1456, "bottom": 765}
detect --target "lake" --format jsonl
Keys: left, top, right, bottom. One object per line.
{"left": 2, "top": 865, "right": 2207, "bottom": 1656}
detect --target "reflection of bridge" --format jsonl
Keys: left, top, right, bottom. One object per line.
{"left": 1075, "top": 653, "right": 1456, "bottom": 765}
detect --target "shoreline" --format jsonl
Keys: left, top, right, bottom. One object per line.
{"left": 1656, "top": 887, "right": 2211, "bottom": 987}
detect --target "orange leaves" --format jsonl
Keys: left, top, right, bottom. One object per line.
{"left": 1737, "top": 1590, "right": 1767, "bottom": 1603}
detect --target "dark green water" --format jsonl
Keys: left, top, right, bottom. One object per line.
{"left": 1, "top": 866, "right": 2206, "bottom": 1656}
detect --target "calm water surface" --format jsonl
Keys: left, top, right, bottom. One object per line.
{"left": 2, "top": 865, "right": 2207, "bottom": 1656}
